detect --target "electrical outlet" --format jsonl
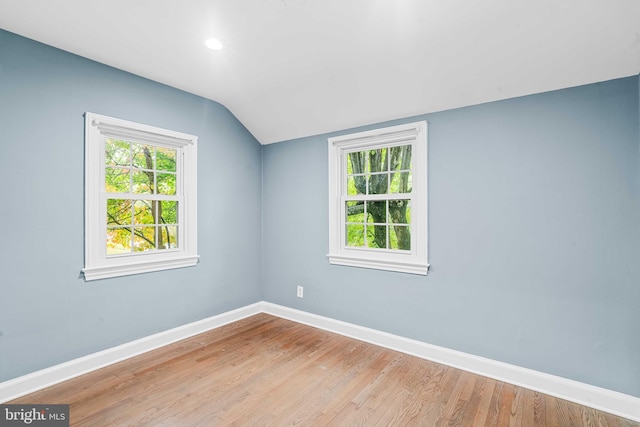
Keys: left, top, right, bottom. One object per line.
{"left": 297, "top": 286, "right": 304, "bottom": 298}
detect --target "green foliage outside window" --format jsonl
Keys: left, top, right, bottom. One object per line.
{"left": 345, "top": 145, "right": 412, "bottom": 250}
{"left": 105, "top": 139, "right": 178, "bottom": 254}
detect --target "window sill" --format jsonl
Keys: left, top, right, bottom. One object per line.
{"left": 327, "top": 253, "right": 429, "bottom": 275}
{"left": 83, "top": 255, "right": 199, "bottom": 281}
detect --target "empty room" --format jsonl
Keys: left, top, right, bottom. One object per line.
{"left": 0, "top": 1, "right": 639, "bottom": 425}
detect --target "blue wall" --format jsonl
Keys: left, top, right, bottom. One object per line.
{"left": 0, "top": 29, "right": 263, "bottom": 381}
{"left": 262, "top": 76, "right": 640, "bottom": 397}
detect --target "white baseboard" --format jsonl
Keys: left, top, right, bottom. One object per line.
{"left": 261, "top": 302, "right": 640, "bottom": 423}
{"left": 0, "top": 302, "right": 262, "bottom": 403}
{"left": 1, "top": 301, "right": 638, "bottom": 422}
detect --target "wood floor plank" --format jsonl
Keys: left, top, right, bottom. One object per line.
{"left": 8, "top": 314, "right": 639, "bottom": 426}
{"left": 469, "top": 377, "right": 498, "bottom": 426}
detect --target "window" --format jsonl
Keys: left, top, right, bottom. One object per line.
{"left": 328, "top": 121, "right": 428, "bottom": 275}
{"left": 83, "top": 113, "right": 198, "bottom": 281}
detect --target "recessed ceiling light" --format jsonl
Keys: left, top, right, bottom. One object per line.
{"left": 205, "top": 38, "right": 223, "bottom": 50}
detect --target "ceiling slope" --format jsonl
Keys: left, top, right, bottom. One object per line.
{"left": 1, "top": 0, "right": 639, "bottom": 144}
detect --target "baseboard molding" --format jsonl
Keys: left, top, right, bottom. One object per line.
{"left": 0, "top": 302, "right": 263, "bottom": 403}
{"left": 261, "top": 302, "right": 640, "bottom": 423}
{"left": 1, "top": 301, "right": 638, "bottom": 422}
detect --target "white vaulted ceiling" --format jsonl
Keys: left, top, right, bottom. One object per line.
{"left": 1, "top": 0, "right": 639, "bottom": 144}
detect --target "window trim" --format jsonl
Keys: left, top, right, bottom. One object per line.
{"left": 83, "top": 112, "right": 198, "bottom": 281}
{"left": 327, "top": 121, "right": 429, "bottom": 275}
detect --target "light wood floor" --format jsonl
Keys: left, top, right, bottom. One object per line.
{"left": 9, "top": 314, "right": 639, "bottom": 426}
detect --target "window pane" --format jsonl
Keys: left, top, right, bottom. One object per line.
{"left": 105, "top": 167, "right": 130, "bottom": 192}
{"left": 105, "top": 139, "right": 130, "bottom": 167}
{"left": 389, "top": 200, "right": 411, "bottom": 224}
{"left": 348, "top": 151, "right": 366, "bottom": 174}
{"left": 133, "top": 226, "right": 156, "bottom": 252}
{"left": 133, "top": 200, "right": 155, "bottom": 225}
{"left": 369, "top": 147, "right": 388, "bottom": 172}
{"left": 160, "top": 201, "right": 178, "bottom": 224}
{"left": 347, "top": 175, "right": 365, "bottom": 196}
{"left": 390, "top": 171, "right": 412, "bottom": 193}
{"left": 159, "top": 225, "right": 178, "bottom": 249}
{"left": 156, "top": 173, "right": 176, "bottom": 195}
{"left": 368, "top": 173, "right": 389, "bottom": 195}
{"left": 107, "top": 199, "right": 132, "bottom": 226}
{"left": 346, "top": 224, "right": 365, "bottom": 247}
{"left": 346, "top": 201, "right": 364, "bottom": 223}
{"left": 390, "top": 225, "right": 411, "bottom": 250}
{"left": 132, "top": 144, "right": 155, "bottom": 170}
{"left": 366, "top": 201, "right": 387, "bottom": 223}
{"left": 390, "top": 145, "right": 412, "bottom": 171}
{"left": 107, "top": 227, "right": 132, "bottom": 254}
{"left": 156, "top": 147, "right": 177, "bottom": 172}
{"left": 132, "top": 170, "right": 154, "bottom": 194}
{"left": 366, "top": 224, "right": 386, "bottom": 248}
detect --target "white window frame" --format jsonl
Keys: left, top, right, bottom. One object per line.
{"left": 327, "top": 121, "right": 428, "bottom": 275}
{"left": 83, "top": 112, "right": 198, "bottom": 281}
